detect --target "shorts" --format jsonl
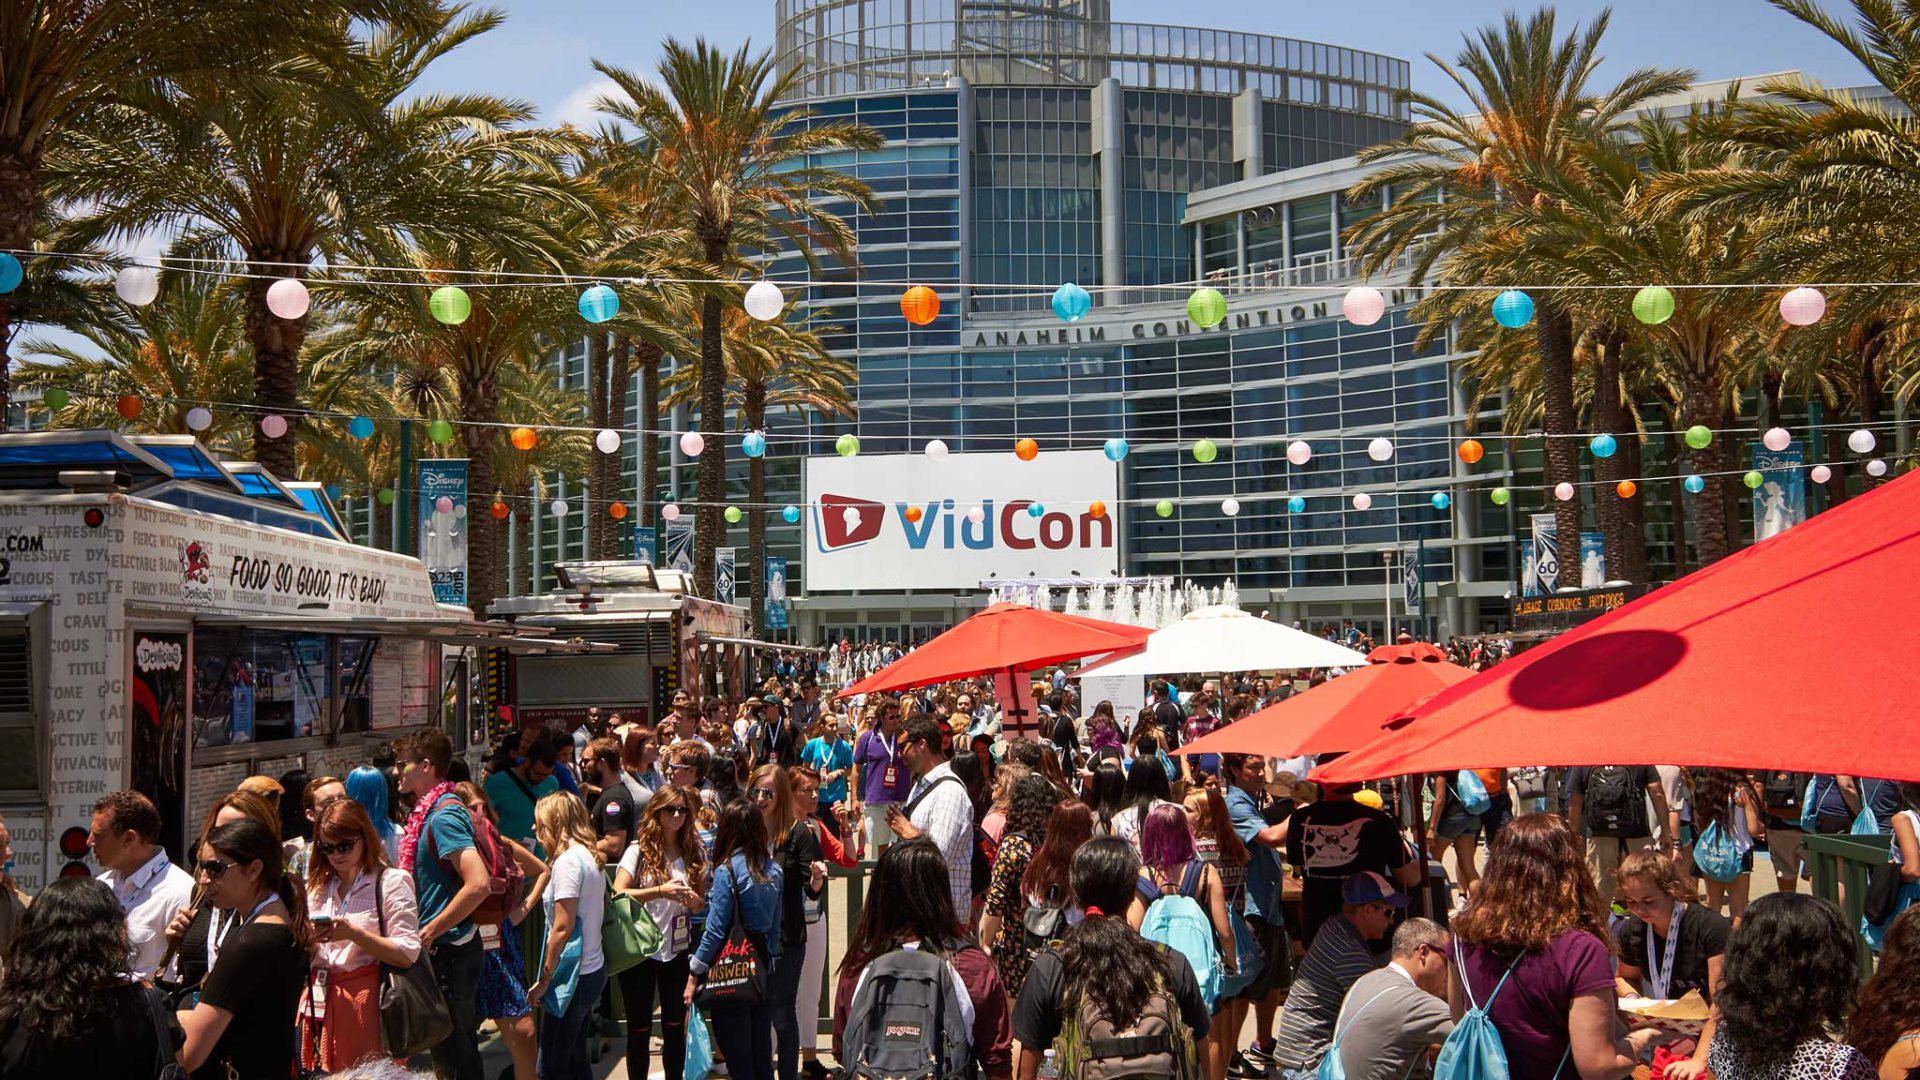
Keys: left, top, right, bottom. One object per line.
{"left": 863, "top": 803, "right": 899, "bottom": 849}
{"left": 1480, "top": 793, "right": 1515, "bottom": 844}
{"left": 1436, "top": 804, "right": 1483, "bottom": 842}
{"left": 1767, "top": 825, "right": 1808, "bottom": 879}
{"left": 1236, "top": 915, "right": 1293, "bottom": 1000}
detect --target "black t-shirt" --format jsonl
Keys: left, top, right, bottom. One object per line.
{"left": 1615, "top": 903, "right": 1731, "bottom": 1004}
{"left": 1011, "top": 944, "right": 1210, "bottom": 1049}
{"left": 195, "top": 921, "right": 307, "bottom": 1080}
{"left": 1151, "top": 701, "right": 1185, "bottom": 749}
{"left": 1052, "top": 715, "right": 1081, "bottom": 762}
{"left": 592, "top": 780, "right": 637, "bottom": 841}
{"left": 0, "top": 981, "right": 181, "bottom": 1079}
{"left": 1286, "top": 800, "right": 1408, "bottom": 936}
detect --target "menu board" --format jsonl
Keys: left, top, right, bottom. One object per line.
{"left": 370, "top": 639, "right": 433, "bottom": 730}
{"left": 401, "top": 640, "right": 433, "bottom": 728}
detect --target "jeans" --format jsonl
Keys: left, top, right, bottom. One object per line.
{"left": 770, "top": 931, "right": 807, "bottom": 1080}
{"left": 710, "top": 999, "right": 777, "bottom": 1080}
{"left": 429, "top": 934, "right": 485, "bottom": 1080}
{"left": 538, "top": 965, "right": 608, "bottom": 1080}
{"left": 619, "top": 954, "right": 692, "bottom": 1080}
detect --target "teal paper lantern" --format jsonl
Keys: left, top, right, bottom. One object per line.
{"left": 1104, "top": 437, "right": 1129, "bottom": 462}
{"left": 1491, "top": 289, "right": 1534, "bottom": 328}
{"left": 1286, "top": 496, "right": 1306, "bottom": 514}
{"left": 578, "top": 283, "right": 619, "bottom": 323}
{"left": 1589, "top": 433, "right": 1617, "bottom": 459}
{"left": 836, "top": 433, "right": 860, "bottom": 458}
{"left": 1743, "top": 470, "right": 1765, "bottom": 489}
{"left": 429, "top": 285, "right": 471, "bottom": 325}
{"left": 1431, "top": 492, "right": 1451, "bottom": 510}
{"left": 782, "top": 505, "right": 800, "bottom": 524}
{"left": 1154, "top": 500, "right": 1173, "bottom": 518}
{"left": 427, "top": 419, "right": 454, "bottom": 444}
{"left": 42, "top": 387, "right": 68, "bottom": 411}
{"left": 1187, "top": 287, "right": 1227, "bottom": 328}
{"left": 724, "top": 505, "right": 742, "bottom": 524}
{"left": 1632, "top": 286, "right": 1675, "bottom": 326}
{"left": 1684, "top": 425, "right": 1713, "bottom": 450}
{"left": 1051, "top": 282, "right": 1092, "bottom": 322}
{"left": 1490, "top": 487, "right": 1511, "bottom": 506}
{"left": 349, "top": 415, "right": 375, "bottom": 440}
{"left": 1684, "top": 474, "right": 1706, "bottom": 494}
{"left": 742, "top": 431, "right": 767, "bottom": 458}
{"left": 1192, "top": 438, "right": 1218, "bottom": 464}
{"left": 1027, "top": 502, "right": 1045, "bottom": 518}
{"left": 0, "top": 253, "right": 20, "bottom": 294}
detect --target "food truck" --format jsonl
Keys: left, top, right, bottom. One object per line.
{"left": 0, "top": 429, "right": 601, "bottom": 890}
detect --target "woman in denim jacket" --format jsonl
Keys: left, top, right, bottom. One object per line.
{"left": 686, "top": 800, "right": 785, "bottom": 1080}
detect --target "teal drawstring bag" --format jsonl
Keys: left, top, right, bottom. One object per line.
{"left": 687, "top": 1008, "right": 716, "bottom": 1080}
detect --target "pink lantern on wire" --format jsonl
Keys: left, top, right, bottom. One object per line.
{"left": 1779, "top": 287, "right": 1826, "bottom": 327}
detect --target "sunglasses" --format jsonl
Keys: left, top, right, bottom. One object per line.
{"left": 315, "top": 839, "right": 360, "bottom": 857}
{"left": 670, "top": 761, "right": 696, "bottom": 771}
{"left": 198, "top": 857, "right": 235, "bottom": 879}
{"left": 662, "top": 807, "right": 688, "bottom": 817}
{"left": 749, "top": 788, "right": 778, "bottom": 802}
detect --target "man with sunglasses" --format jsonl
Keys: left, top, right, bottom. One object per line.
{"left": 1324, "top": 918, "right": 1455, "bottom": 1080}
{"left": 1270, "top": 872, "right": 1405, "bottom": 1078}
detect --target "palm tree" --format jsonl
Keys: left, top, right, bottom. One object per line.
{"left": 1345, "top": 8, "right": 1693, "bottom": 576}
{"left": 593, "top": 41, "right": 882, "bottom": 598}
{"left": 50, "top": 2, "right": 580, "bottom": 477}
{"left": 665, "top": 308, "right": 854, "bottom": 629}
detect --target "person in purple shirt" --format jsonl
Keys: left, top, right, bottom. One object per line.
{"left": 1448, "top": 813, "right": 1659, "bottom": 1080}
{"left": 847, "top": 699, "right": 910, "bottom": 852}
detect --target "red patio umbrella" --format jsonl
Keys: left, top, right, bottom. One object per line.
{"left": 1177, "top": 642, "right": 1475, "bottom": 759}
{"left": 1317, "top": 469, "right": 1920, "bottom": 784}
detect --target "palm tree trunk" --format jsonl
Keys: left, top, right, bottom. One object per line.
{"left": 1858, "top": 332, "right": 1886, "bottom": 489}
{"left": 638, "top": 342, "right": 663, "bottom": 529}
{"left": 1666, "top": 428, "right": 1692, "bottom": 577}
{"left": 1535, "top": 301, "right": 1583, "bottom": 578}
{"left": 243, "top": 252, "right": 309, "bottom": 478}
{"left": 461, "top": 364, "right": 502, "bottom": 616}
{"left": 1682, "top": 369, "right": 1730, "bottom": 565}
{"left": 0, "top": 144, "right": 40, "bottom": 417}
{"left": 1590, "top": 328, "right": 1647, "bottom": 583}
{"left": 745, "top": 385, "right": 767, "bottom": 634}
{"left": 604, "top": 336, "right": 633, "bottom": 559}
{"left": 1621, "top": 426, "right": 1648, "bottom": 574}
{"left": 586, "top": 332, "right": 611, "bottom": 559}
{"left": 694, "top": 254, "right": 727, "bottom": 598}
{"left": 1719, "top": 402, "right": 1744, "bottom": 555}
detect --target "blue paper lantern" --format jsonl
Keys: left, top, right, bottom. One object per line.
{"left": 1684, "top": 474, "right": 1706, "bottom": 494}
{"left": 1052, "top": 282, "right": 1092, "bottom": 322}
{"left": 1492, "top": 289, "right": 1534, "bottom": 328}
{"left": 0, "top": 253, "right": 20, "bottom": 294}
{"left": 1287, "top": 496, "right": 1306, "bottom": 514}
{"left": 781, "top": 505, "right": 800, "bottom": 524}
{"left": 349, "top": 415, "right": 375, "bottom": 440}
{"left": 1589, "top": 433, "right": 1617, "bottom": 459}
{"left": 1431, "top": 492, "right": 1451, "bottom": 510}
{"left": 578, "top": 283, "right": 619, "bottom": 323}
{"left": 1027, "top": 502, "right": 1045, "bottom": 518}
{"left": 1103, "top": 437, "right": 1129, "bottom": 462}
{"left": 742, "top": 431, "right": 767, "bottom": 458}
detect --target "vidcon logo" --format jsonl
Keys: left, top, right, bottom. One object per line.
{"left": 814, "top": 494, "right": 885, "bottom": 552}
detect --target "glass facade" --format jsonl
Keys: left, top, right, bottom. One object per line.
{"left": 971, "top": 88, "right": 1099, "bottom": 312}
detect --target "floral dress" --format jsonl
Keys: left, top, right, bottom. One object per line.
{"left": 983, "top": 833, "right": 1037, "bottom": 998}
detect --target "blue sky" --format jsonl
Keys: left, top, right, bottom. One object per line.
{"left": 415, "top": 0, "right": 1879, "bottom": 128}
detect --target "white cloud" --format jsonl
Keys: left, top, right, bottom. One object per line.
{"left": 550, "top": 76, "right": 635, "bottom": 131}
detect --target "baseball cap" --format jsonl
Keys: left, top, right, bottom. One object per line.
{"left": 1342, "top": 870, "right": 1409, "bottom": 908}
{"left": 1353, "top": 789, "right": 1385, "bottom": 810}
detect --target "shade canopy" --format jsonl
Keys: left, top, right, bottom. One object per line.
{"left": 835, "top": 603, "right": 1151, "bottom": 698}
{"left": 1178, "top": 643, "right": 1474, "bottom": 759}
{"left": 1318, "top": 470, "right": 1920, "bottom": 783}
{"left": 1074, "top": 605, "right": 1368, "bottom": 678}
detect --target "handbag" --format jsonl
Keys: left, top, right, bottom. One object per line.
{"left": 142, "top": 983, "right": 188, "bottom": 1080}
{"left": 694, "top": 861, "right": 770, "bottom": 1008}
{"left": 372, "top": 869, "right": 454, "bottom": 1057}
{"left": 602, "top": 867, "right": 663, "bottom": 976}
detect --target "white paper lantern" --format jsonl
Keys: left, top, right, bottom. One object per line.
{"left": 1220, "top": 498, "right": 1240, "bottom": 517}
{"left": 595, "top": 428, "right": 622, "bottom": 454}
{"left": 1868, "top": 458, "right": 1889, "bottom": 477}
{"left": 551, "top": 499, "right": 569, "bottom": 517}
{"left": 184, "top": 407, "right": 212, "bottom": 432}
{"left": 266, "top": 277, "right": 310, "bottom": 320}
{"left": 966, "top": 506, "right": 985, "bottom": 525}
{"left": 259, "top": 413, "right": 288, "bottom": 439}
{"left": 435, "top": 495, "right": 455, "bottom": 515}
{"left": 679, "top": 431, "right": 705, "bottom": 457}
{"left": 115, "top": 266, "right": 159, "bottom": 307}
{"left": 924, "top": 439, "right": 950, "bottom": 461}
{"left": 1286, "top": 440, "right": 1313, "bottom": 466}
{"left": 1554, "top": 481, "right": 1576, "bottom": 501}
{"left": 1848, "top": 428, "right": 1876, "bottom": 454}
{"left": 744, "top": 280, "right": 785, "bottom": 322}
{"left": 842, "top": 506, "right": 862, "bottom": 530}
{"left": 1762, "top": 427, "right": 1792, "bottom": 452}
{"left": 1779, "top": 287, "right": 1827, "bottom": 327}
{"left": 1351, "top": 492, "right": 1373, "bottom": 511}
{"left": 1367, "top": 437, "right": 1394, "bottom": 462}
{"left": 1810, "top": 464, "right": 1832, "bottom": 484}
{"left": 1342, "top": 286, "right": 1386, "bottom": 327}
{"left": 662, "top": 503, "right": 681, "bottom": 521}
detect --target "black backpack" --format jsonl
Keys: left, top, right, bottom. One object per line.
{"left": 1762, "top": 771, "right": 1807, "bottom": 816}
{"left": 843, "top": 946, "right": 976, "bottom": 1080}
{"left": 1023, "top": 884, "right": 1071, "bottom": 957}
{"left": 1583, "top": 766, "right": 1646, "bottom": 838}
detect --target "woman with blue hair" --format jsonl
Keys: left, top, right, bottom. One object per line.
{"left": 345, "top": 766, "right": 401, "bottom": 865}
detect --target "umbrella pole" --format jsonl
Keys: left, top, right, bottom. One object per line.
{"left": 1405, "top": 773, "right": 1434, "bottom": 920}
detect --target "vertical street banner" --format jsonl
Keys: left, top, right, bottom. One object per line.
{"left": 633, "top": 525, "right": 657, "bottom": 565}
{"left": 764, "top": 556, "right": 789, "bottom": 630}
{"left": 1753, "top": 440, "right": 1807, "bottom": 540}
{"left": 417, "top": 459, "right": 468, "bottom": 606}
{"left": 1525, "top": 513, "right": 1557, "bottom": 596}
{"left": 1402, "top": 547, "right": 1422, "bottom": 615}
{"left": 665, "top": 520, "right": 694, "bottom": 574}
{"left": 1579, "top": 533, "right": 1607, "bottom": 588}
{"left": 715, "top": 547, "right": 737, "bottom": 607}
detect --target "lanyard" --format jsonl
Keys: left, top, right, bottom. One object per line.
{"left": 1646, "top": 902, "right": 1685, "bottom": 1000}
{"left": 208, "top": 894, "right": 277, "bottom": 974}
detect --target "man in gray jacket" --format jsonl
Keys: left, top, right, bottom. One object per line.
{"left": 1328, "top": 918, "right": 1456, "bottom": 1080}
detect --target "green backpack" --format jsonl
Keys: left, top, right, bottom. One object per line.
{"left": 1054, "top": 950, "right": 1199, "bottom": 1080}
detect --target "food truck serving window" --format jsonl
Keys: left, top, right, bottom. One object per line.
{"left": 192, "top": 629, "right": 332, "bottom": 747}
{"left": 0, "top": 629, "right": 32, "bottom": 797}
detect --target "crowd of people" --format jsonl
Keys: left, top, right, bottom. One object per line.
{"left": 0, "top": 660, "right": 1917, "bottom": 1080}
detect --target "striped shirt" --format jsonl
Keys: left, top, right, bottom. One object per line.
{"left": 1274, "top": 913, "right": 1384, "bottom": 1069}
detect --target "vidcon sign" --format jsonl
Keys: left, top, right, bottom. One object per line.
{"left": 804, "top": 450, "right": 1120, "bottom": 591}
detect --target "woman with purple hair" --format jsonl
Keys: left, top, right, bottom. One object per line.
{"left": 1127, "top": 801, "right": 1239, "bottom": 1080}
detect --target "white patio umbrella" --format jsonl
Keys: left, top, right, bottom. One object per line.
{"left": 1074, "top": 605, "right": 1368, "bottom": 677}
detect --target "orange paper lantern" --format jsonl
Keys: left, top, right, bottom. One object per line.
{"left": 901, "top": 285, "right": 940, "bottom": 326}
{"left": 609, "top": 501, "right": 628, "bottom": 520}
{"left": 510, "top": 426, "right": 537, "bottom": 451}
{"left": 490, "top": 501, "right": 510, "bottom": 520}
{"left": 1015, "top": 438, "right": 1039, "bottom": 461}
{"left": 1616, "top": 480, "right": 1639, "bottom": 499}
{"left": 904, "top": 506, "right": 923, "bottom": 523}
{"left": 116, "top": 395, "right": 142, "bottom": 420}
{"left": 1457, "top": 439, "right": 1485, "bottom": 465}
{"left": 1089, "top": 500, "right": 1107, "bottom": 518}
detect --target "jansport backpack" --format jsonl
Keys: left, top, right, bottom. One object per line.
{"left": 842, "top": 946, "right": 974, "bottom": 1080}
{"left": 1433, "top": 944, "right": 1566, "bottom": 1080}
{"left": 1582, "top": 766, "right": 1645, "bottom": 838}
{"left": 1137, "top": 862, "right": 1222, "bottom": 1012}
{"left": 1055, "top": 952, "right": 1200, "bottom": 1080}
{"left": 1762, "top": 771, "right": 1805, "bottom": 816}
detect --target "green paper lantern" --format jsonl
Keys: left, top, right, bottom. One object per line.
{"left": 426, "top": 418, "right": 454, "bottom": 444}
{"left": 1192, "top": 438, "right": 1218, "bottom": 464}
{"left": 1490, "top": 487, "right": 1511, "bottom": 506}
{"left": 376, "top": 487, "right": 395, "bottom": 506}
{"left": 42, "top": 387, "right": 69, "bottom": 411}
{"left": 724, "top": 505, "right": 742, "bottom": 524}
{"left": 1187, "top": 287, "right": 1227, "bottom": 328}
{"left": 1684, "top": 425, "right": 1713, "bottom": 450}
{"left": 1632, "top": 286, "right": 1675, "bottom": 326}
{"left": 429, "top": 285, "right": 472, "bottom": 325}
{"left": 1155, "top": 500, "right": 1174, "bottom": 518}
{"left": 836, "top": 433, "right": 860, "bottom": 458}
{"left": 1743, "top": 470, "right": 1764, "bottom": 489}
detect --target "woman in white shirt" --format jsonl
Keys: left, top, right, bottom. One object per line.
{"left": 299, "top": 799, "right": 421, "bottom": 1074}
{"left": 613, "top": 786, "right": 708, "bottom": 1080}
{"left": 529, "top": 792, "right": 607, "bottom": 1080}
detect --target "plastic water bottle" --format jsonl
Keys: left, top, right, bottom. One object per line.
{"left": 1038, "top": 1050, "right": 1058, "bottom": 1079}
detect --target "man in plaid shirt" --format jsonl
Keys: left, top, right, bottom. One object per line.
{"left": 887, "top": 717, "right": 976, "bottom": 917}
